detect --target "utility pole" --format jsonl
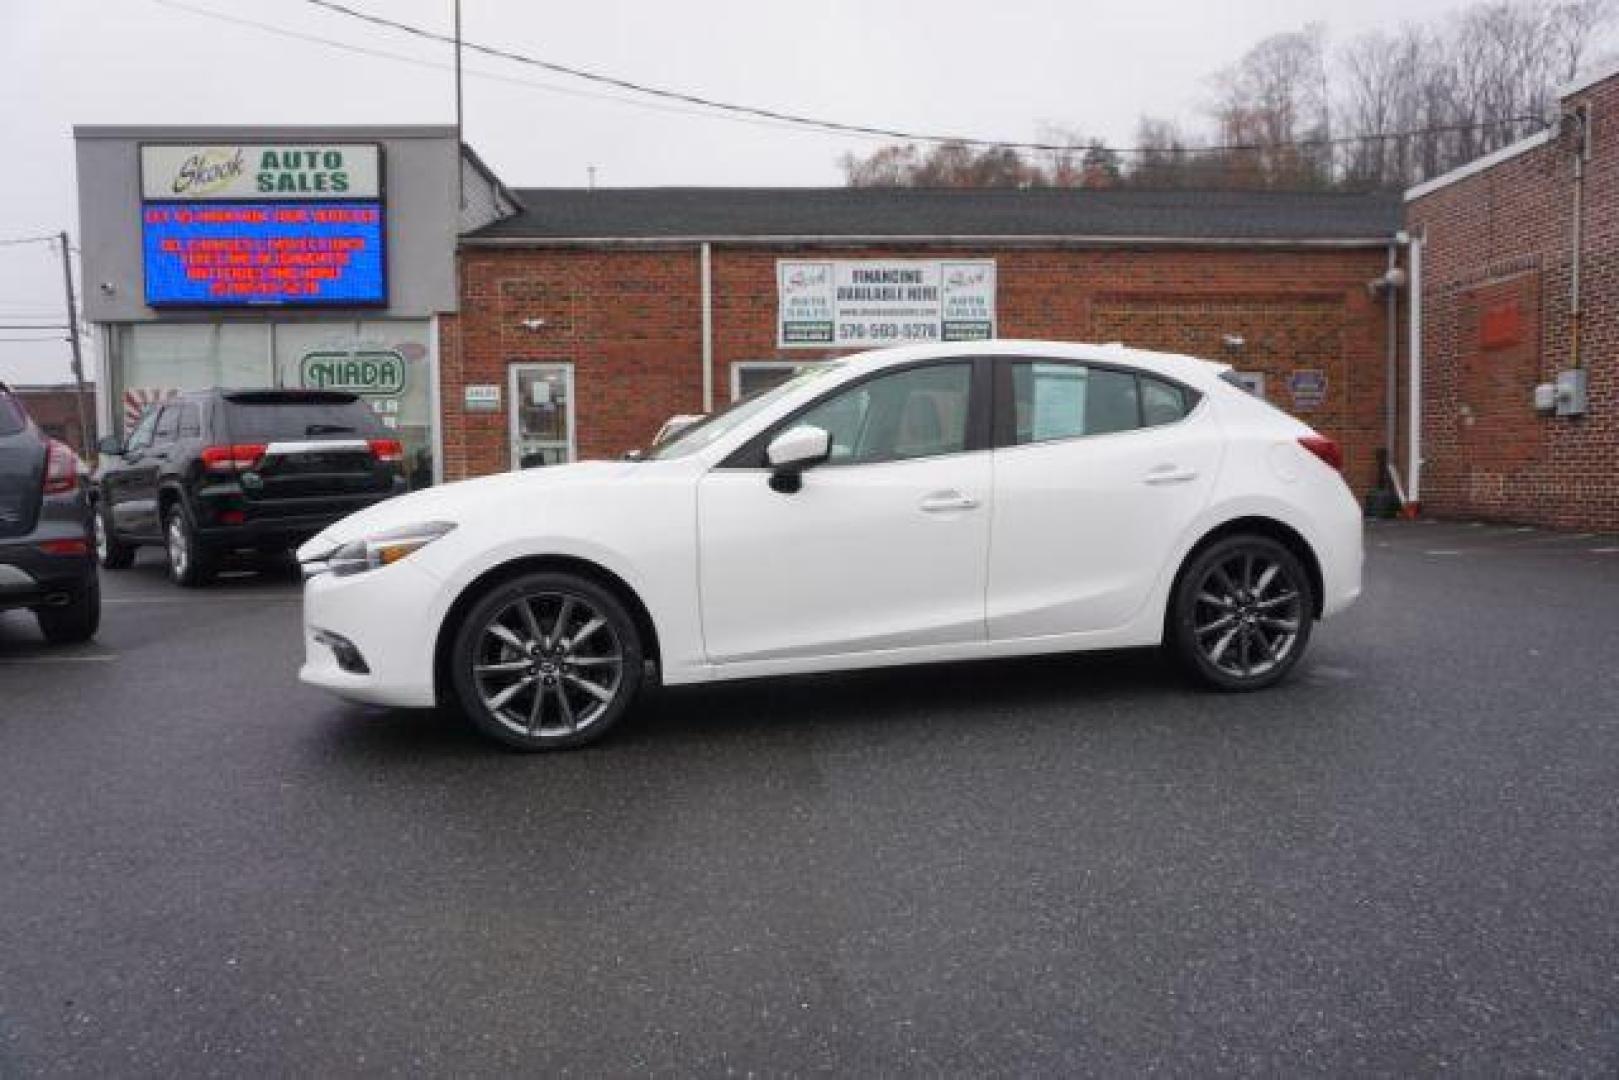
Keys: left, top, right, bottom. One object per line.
{"left": 58, "top": 230, "right": 91, "bottom": 456}
{"left": 453, "top": 0, "right": 464, "bottom": 211}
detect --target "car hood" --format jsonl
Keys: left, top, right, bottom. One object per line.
{"left": 297, "top": 460, "right": 643, "bottom": 558}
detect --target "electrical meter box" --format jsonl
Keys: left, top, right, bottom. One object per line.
{"left": 1555, "top": 369, "right": 1588, "bottom": 417}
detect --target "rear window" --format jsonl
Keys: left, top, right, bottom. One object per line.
{"left": 0, "top": 393, "right": 26, "bottom": 437}
{"left": 222, "top": 394, "right": 384, "bottom": 443}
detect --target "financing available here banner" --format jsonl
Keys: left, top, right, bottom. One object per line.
{"left": 778, "top": 259, "right": 996, "bottom": 347}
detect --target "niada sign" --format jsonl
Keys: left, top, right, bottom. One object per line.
{"left": 778, "top": 260, "right": 996, "bottom": 347}
{"left": 140, "top": 144, "right": 381, "bottom": 200}
{"left": 299, "top": 350, "right": 405, "bottom": 396}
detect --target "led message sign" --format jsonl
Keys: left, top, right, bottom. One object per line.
{"left": 141, "top": 202, "right": 386, "bottom": 307}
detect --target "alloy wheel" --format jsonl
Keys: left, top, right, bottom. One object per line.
{"left": 470, "top": 591, "right": 624, "bottom": 738}
{"left": 166, "top": 513, "right": 189, "bottom": 580}
{"left": 1190, "top": 547, "right": 1304, "bottom": 680}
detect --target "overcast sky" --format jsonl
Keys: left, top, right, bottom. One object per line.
{"left": 2, "top": 0, "right": 1482, "bottom": 383}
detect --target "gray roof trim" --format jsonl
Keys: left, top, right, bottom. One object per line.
{"left": 73, "top": 124, "right": 458, "bottom": 140}
{"left": 461, "top": 233, "right": 1396, "bottom": 250}
{"left": 1404, "top": 128, "right": 1557, "bottom": 202}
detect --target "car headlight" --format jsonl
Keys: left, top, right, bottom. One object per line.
{"left": 317, "top": 521, "right": 457, "bottom": 577}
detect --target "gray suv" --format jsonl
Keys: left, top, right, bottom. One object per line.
{"left": 0, "top": 383, "right": 99, "bottom": 643}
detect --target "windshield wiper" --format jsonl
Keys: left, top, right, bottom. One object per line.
{"left": 306, "top": 424, "right": 357, "bottom": 436}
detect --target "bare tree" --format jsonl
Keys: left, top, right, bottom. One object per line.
{"left": 837, "top": 0, "right": 1617, "bottom": 192}
{"left": 1209, "top": 24, "right": 1333, "bottom": 188}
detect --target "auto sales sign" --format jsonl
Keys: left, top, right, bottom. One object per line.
{"left": 140, "top": 144, "right": 381, "bottom": 200}
{"left": 778, "top": 260, "right": 996, "bottom": 347}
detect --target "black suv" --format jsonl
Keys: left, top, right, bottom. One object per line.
{"left": 0, "top": 382, "right": 99, "bottom": 642}
{"left": 93, "top": 389, "right": 408, "bottom": 586}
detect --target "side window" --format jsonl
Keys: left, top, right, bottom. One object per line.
{"left": 1141, "top": 377, "right": 1190, "bottom": 428}
{"left": 794, "top": 362, "right": 972, "bottom": 465}
{"left": 152, "top": 405, "right": 179, "bottom": 444}
{"left": 176, "top": 403, "right": 202, "bottom": 439}
{"left": 1011, "top": 363, "right": 1140, "bottom": 445}
{"left": 125, "top": 408, "right": 160, "bottom": 452}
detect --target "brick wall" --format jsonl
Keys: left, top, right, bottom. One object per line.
{"left": 13, "top": 386, "right": 96, "bottom": 453}
{"left": 1405, "top": 69, "right": 1619, "bottom": 531}
{"left": 444, "top": 243, "right": 1397, "bottom": 495}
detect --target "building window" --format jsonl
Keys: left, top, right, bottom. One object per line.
{"left": 731, "top": 361, "right": 830, "bottom": 401}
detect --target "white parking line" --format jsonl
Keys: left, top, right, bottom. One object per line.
{"left": 0, "top": 653, "right": 118, "bottom": 665}
{"left": 102, "top": 596, "right": 300, "bottom": 605}
{"left": 1425, "top": 550, "right": 1463, "bottom": 556}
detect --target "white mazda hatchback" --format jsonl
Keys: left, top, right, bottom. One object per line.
{"left": 298, "top": 341, "right": 1362, "bottom": 751}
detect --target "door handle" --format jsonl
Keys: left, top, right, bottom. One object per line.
{"left": 1144, "top": 465, "right": 1199, "bottom": 485}
{"left": 919, "top": 490, "right": 980, "bottom": 513}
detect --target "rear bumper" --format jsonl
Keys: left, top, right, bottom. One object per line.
{"left": 0, "top": 539, "right": 95, "bottom": 611}
{"left": 194, "top": 485, "right": 406, "bottom": 550}
{"left": 1317, "top": 485, "right": 1365, "bottom": 620}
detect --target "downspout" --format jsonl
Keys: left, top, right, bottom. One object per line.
{"left": 1407, "top": 233, "right": 1423, "bottom": 508}
{"left": 1384, "top": 238, "right": 1399, "bottom": 490}
{"left": 700, "top": 242, "right": 714, "bottom": 413}
{"left": 1568, "top": 104, "right": 1589, "bottom": 373}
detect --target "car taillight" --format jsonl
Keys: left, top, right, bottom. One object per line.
{"left": 1298, "top": 435, "right": 1343, "bottom": 471}
{"left": 201, "top": 443, "right": 267, "bottom": 474}
{"left": 368, "top": 438, "right": 404, "bottom": 464}
{"left": 38, "top": 538, "right": 89, "bottom": 556}
{"left": 42, "top": 439, "right": 78, "bottom": 494}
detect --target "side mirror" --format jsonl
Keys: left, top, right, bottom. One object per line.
{"left": 95, "top": 435, "right": 123, "bottom": 457}
{"left": 765, "top": 424, "right": 831, "bottom": 493}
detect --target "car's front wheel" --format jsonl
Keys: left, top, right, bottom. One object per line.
{"left": 1168, "top": 535, "right": 1313, "bottom": 691}
{"left": 450, "top": 572, "right": 644, "bottom": 751}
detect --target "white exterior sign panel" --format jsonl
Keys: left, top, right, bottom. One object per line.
{"left": 778, "top": 259, "right": 996, "bottom": 348}
{"left": 140, "top": 144, "right": 382, "bottom": 200}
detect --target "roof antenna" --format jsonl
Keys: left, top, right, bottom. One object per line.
{"left": 587, "top": 165, "right": 597, "bottom": 192}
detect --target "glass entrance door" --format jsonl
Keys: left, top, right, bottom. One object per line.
{"left": 508, "top": 363, "right": 575, "bottom": 469}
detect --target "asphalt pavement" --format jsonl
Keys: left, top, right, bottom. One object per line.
{"left": 1, "top": 521, "right": 1616, "bottom": 1075}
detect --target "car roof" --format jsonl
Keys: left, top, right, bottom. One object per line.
{"left": 830, "top": 339, "right": 1232, "bottom": 388}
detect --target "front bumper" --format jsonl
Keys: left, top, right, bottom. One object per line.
{"left": 298, "top": 556, "right": 442, "bottom": 708}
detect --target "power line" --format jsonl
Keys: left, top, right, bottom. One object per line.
{"left": 0, "top": 234, "right": 59, "bottom": 247}
{"left": 299, "top": 0, "right": 1550, "bottom": 154}
{"left": 153, "top": 1, "right": 851, "bottom": 140}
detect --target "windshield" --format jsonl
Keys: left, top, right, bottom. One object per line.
{"left": 645, "top": 363, "right": 843, "bottom": 460}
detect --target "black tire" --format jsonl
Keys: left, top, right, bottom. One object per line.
{"left": 93, "top": 501, "right": 136, "bottom": 570}
{"left": 163, "top": 502, "right": 215, "bottom": 587}
{"left": 1167, "top": 534, "right": 1314, "bottom": 692}
{"left": 450, "top": 571, "right": 644, "bottom": 751}
{"left": 36, "top": 576, "right": 101, "bottom": 644}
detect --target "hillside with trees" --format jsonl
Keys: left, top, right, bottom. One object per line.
{"left": 839, "top": 0, "right": 1615, "bottom": 190}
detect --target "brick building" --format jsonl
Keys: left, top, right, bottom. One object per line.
{"left": 1405, "top": 63, "right": 1618, "bottom": 530}
{"left": 11, "top": 383, "right": 95, "bottom": 452}
{"left": 443, "top": 188, "right": 1403, "bottom": 495}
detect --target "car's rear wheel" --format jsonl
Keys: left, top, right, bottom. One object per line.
{"left": 36, "top": 577, "right": 100, "bottom": 644}
{"left": 164, "top": 504, "right": 214, "bottom": 587}
{"left": 94, "top": 502, "right": 136, "bottom": 570}
{"left": 450, "top": 572, "right": 644, "bottom": 751}
{"left": 1168, "top": 535, "right": 1313, "bottom": 691}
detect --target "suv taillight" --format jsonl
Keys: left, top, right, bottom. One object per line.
{"left": 201, "top": 443, "right": 267, "bottom": 474}
{"left": 1298, "top": 435, "right": 1343, "bottom": 471}
{"left": 368, "top": 438, "right": 404, "bottom": 464}
{"left": 42, "top": 439, "right": 78, "bottom": 494}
